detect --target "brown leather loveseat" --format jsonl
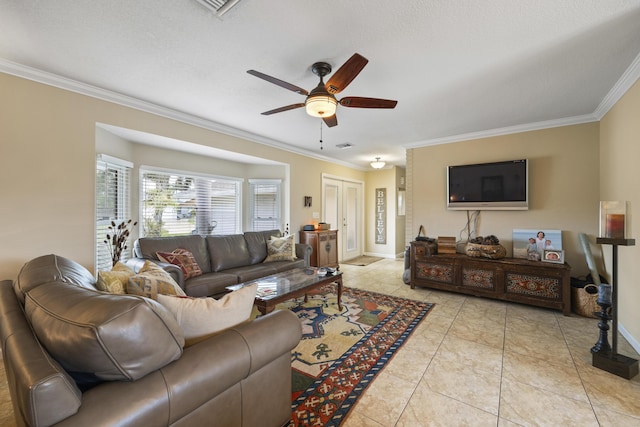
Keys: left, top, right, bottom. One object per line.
{"left": 0, "top": 254, "right": 301, "bottom": 427}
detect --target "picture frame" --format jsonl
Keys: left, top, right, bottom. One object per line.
{"left": 543, "top": 249, "right": 564, "bottom": 264}
{"left": 304, "top": 196, "right": 312, "bottom": 207}
{"left": 512, "top": 229, "right": 562, "bottom": 261}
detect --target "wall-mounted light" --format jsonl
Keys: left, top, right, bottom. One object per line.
{"left": 370, "top": 157, "right": 386, "bottom": 169}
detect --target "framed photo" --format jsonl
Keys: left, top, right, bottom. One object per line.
{"left": 543, "top": 249, "right": 564, "bottom": 264}
{"left": 512, "top": 229, "right": 562, "bottom": 261}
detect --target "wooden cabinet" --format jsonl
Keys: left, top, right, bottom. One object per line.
{"left": 410, "top": 242, "right": 571, "bottom": 315}
{"left": 301, "top": 230, "right": 339, "bottom": 269}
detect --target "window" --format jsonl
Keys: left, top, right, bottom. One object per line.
{"left": 140, "top": 167, "right": 242, "bottom": 237}
{"left": 95, "top": 155, "right": 133, "bottom": 271}
{"left": 249, "top": 179, "right": 281, "bottom": 231}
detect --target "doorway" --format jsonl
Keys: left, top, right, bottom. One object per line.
{"left": 322, "top": 175, "right": 363, "bottom": 261}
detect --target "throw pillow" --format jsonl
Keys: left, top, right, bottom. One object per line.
{"left": 127, "top": 260, "right": 186, "bottom": 300}
{"left": 157, "top": 283, "right": 258, "bottom": 346}
{"left": 263, "top": 234, "right": 296, "bottom": 262}
{"left": 156, "top": 248, "right": 203, "bottom": 280}
{"left": 96, "top": 261, "right": 135, "bottom": 294}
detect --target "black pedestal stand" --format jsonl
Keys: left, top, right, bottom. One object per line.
{"left": 591, "top": 238, "right": 639, "bottom": 379}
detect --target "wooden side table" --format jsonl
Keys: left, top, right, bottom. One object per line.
{"left": 300, "top": 230, "right": 339, "bottom": 269}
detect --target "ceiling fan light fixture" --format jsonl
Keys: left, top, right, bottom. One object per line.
{"left": 370, "top": 157, "right": 386, "bottom": 169}
{"left": 305, "top": 95, "right": 337, "bottom": 118}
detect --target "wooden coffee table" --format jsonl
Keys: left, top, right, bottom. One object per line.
{"left": 226, "top": 268, "right": 343, "bottom": 315}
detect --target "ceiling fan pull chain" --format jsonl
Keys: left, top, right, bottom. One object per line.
{"left": 319, "top": 120, "right": 323, "bottom": 150}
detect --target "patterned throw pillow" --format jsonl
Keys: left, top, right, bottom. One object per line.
{"left": 127, "top": 260, "right": 186, "bottom": 300}
{"left": 263, "top": 234, "right": 296, "bottom": 262}
{"left": 157, "top": 284, "right": 258, "bottom": 346}
{"left": 156, "top": 248, "right": 203, "bottom": 280}
{"left": 96, "top": 261, "right": 135, "bottom": 294}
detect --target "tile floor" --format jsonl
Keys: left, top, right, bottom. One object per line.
{"left": 339, "top": 258, "right": 640, "bottom": 426}
{"left": 1, "top": 258, "right": 639, "bottom": 426}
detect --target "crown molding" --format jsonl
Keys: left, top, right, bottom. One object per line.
{"left": 404, "top": 51, "right": 640, "bottom": 150}
{"left": 593, "top": 51, "right": 640, "bottom": 120}
{"left": 403, "top": 113, "right": 599, "bottom": 149}
{"left": 3, "top": 54, "right": 638, "bottom": 164}
{"left": 0, "top": 59, "right": 362, "bottom": 170}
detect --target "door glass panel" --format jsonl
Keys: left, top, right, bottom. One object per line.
{"left": 325, "top": 184, "right": 339, "bottom": 229}
{"left": 345, "top": 186, "right": 357, "bottom": 252}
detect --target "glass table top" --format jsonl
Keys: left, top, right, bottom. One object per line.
{"left": 226, "top": 268, "right": 342, "bottom": 301}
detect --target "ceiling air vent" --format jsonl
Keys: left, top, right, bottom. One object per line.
{"left": 336, "top": 143, "right": 354, "bottom": 149}
{"left": 194, "top": 0, "right": 241, "bottom": 17}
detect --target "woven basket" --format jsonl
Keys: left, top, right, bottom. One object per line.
{"left": 465, "top": 243, "right": 506, "bottom": 259}
{"left": 572, "top": 284, "right": 599, "bottom": 318}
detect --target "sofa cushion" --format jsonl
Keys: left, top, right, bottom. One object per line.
{"left": 181, "top": 272, "right": 239, "bottom": 298}
{"left": 136, "top": 235, "right": 211, "bottom": 273}
{"left": 244, "top": 230, "right": 282, "bottom": 264}
{"left": 127, "top": 260, "right": 186, "bottom": 300}
{"left": 206, "top": 235, "right": 252, "bottom": 272}
{"left": 14, "top": 254, "right": 97, "bottom": 303}
{"left": 157, "top": 283, "right": 257, "bottom": 346}
{"left": 96, "top": 261, "right": 135, "bottom": 294}
{"left": 264, "top": 234, "right": 296, "bottom": 262}
{"left": 24, "top": 282, "right": 185, "bottom": 382}
{"left": 156, "top": 248, "right": 203, "bottom": 280}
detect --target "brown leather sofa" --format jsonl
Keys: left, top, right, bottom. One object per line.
{"left": 0, "top": 254, "right": 302, "bottom": 427}
{"left": 129, "top": 230, "right": 311, "bottom": 297}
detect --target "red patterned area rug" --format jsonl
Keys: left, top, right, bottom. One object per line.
{"left": 274, "top": 285, "right": 433, "bottom": 426}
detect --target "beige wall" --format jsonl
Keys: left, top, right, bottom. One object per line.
{"left": 0, "top": 73, "right": 365, "bottom": 279}
{"left": 408, "top": 122, "right": 601, "bottom": 276}
{"left": 600, "top": 78, "right": 640, "bottom": 349}
{"left": 363, "top": 166, "right": 407, "bottom": 258}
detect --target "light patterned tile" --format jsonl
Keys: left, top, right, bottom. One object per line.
{"left": 342, "top": 409, "right": 385, "bottom": 427}
{"left": 397, "top": 380, "right": 498, "bottom": 427}
{"left": 435, "top": 334, "right": 503, "bottom": 376}
{"left": 502, "top": 350, "right": 588, "bottom": 402}
{"left": 500, "top": 378, "right": 599, "bottom": 426}
{"left": 593, "top": 404, "right": 640, "bottom": 427}
{"left": 448, "top": 315, "right": 505, "bottom": 349}
{"left": 577, "top": 357, "right": 640, "bottom": 418}
{"left": 425, "top": 355, "right": 501, "bottom": 415}
{"left": 351, "top": 371, "right": 416, "bottom": 426}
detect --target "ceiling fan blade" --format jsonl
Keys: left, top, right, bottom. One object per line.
{"left": 247, "top": 70, "right": 309, "bottom": 95}
{"left": 261, "top": 103, "right": 305, "bottom": 115}
{"left": 323, "top": 115, "right": 338, "bottom": 127}
{"left": 325, "top": 53, "right": 368, "bottom": 95}
{"left": 339, "top": 97, "right": 398, "bottom": 109}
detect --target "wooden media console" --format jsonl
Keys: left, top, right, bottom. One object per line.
{"left": 410, "top": 241, "right": 571, "bottom": 315}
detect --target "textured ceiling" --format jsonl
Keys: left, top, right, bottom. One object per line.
{"left": 2, "top": 0, "right": 640, "bottom": 169}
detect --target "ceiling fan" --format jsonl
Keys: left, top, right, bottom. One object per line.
{"left": 247, "top": 53, "right": 397, "bottom": 127}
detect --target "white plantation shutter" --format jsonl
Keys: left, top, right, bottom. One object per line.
{"left": 140, "top": 167, "right": 242, "bottom": 237}
{"left": 249, "top": 180, "right": 281, "bottom": 231}
{"left": 95, "top": 155, "right": 133, "bottom": 271}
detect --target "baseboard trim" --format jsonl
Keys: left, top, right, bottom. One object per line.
{"left": 619, "top": 323, "right": 640, "bottom": 356}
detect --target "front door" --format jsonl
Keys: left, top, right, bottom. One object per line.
{"left": 322, "top": 175, "right": 363, "bottom": 261}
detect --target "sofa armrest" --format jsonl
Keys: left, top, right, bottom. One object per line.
{"left": 158, "top": 309, "right": 301, "bottom": 421}
{"left": 63, "top": 310, "right": 301, "bottom": 426}
{"left": 295, "top": 243, "right": 312, "bottom": 268}
{"left": 124, "top": 258, "right": 185, "bottom": 290}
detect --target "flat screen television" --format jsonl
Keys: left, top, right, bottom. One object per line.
{"left": 447, "top": 159, "right": 528, "bottom": 210}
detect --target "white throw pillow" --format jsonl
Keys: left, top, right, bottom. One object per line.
{"left": 157, "top": 284, "right": 258, "bottom": 346}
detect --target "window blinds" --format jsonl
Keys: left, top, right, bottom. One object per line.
{"left": 249, "top": 180, "right": 281, "bottom": 231}
{"left": 95, "top": 155, "right": 133, "bottom": 272}
{"left": 140, "top": 168, "right": 241, "bottom": 237}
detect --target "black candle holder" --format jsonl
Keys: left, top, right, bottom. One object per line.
{"left": 591, "top": 299, "right": 612, "bottom": 355}
{"left": 592, "top": 238, "right": 639, "bottom": 379}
